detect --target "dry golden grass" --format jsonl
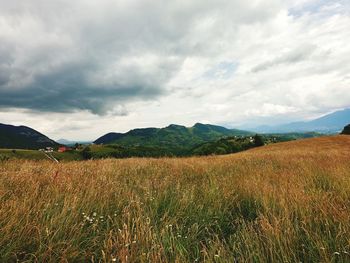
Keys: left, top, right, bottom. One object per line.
{"left": 0, "top": 136, "right": 349, "bottom": 262}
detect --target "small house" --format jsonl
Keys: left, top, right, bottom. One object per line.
{"left": 45, "top": 147, "right": 54, "bottom": 152}
{"left": 58, "top": 146, "right": 71, "bottom": 153}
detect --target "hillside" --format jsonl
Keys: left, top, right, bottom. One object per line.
{"left": 191, "top": 132, "right": 322, "bottom": 156}
{"left": 0, "top": 123, "right": 58, "bottom": 149}
{"left": 94, "top": 123, "right": 252, "bottom": 153}
{"left": 252, "top": 108, "right": 350, "bottom": 133}
{"left": 248, "top": 135, "right": 350, "bottom": 155}
{"left": 0, "top": 136, "right": 349, "bottom": 262}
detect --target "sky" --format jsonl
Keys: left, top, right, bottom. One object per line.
{"left": 0, "top": 0, "right": 349, "bottom": 140}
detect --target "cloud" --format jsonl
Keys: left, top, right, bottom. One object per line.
{"left": 244, "top": 103, "right": 299, "bottom": 117}
{"left": 0, "top": 0, "right": 349, "bottom": 139}
{"left": 0, "top": 0, "right": 282, "bottom": 115}
{"left": 251, "top": 44, "right": 316, "bottom": 72}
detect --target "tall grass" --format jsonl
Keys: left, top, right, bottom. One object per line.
{"left": 0, "top": 136, "right": 349, "bottom": 262}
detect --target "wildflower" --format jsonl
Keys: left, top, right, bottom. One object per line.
{"left": 112, "top": 258, "right": 117, "bottom": 262}
{"left": 93, "top": 212, "right": 97, "bottom": 217}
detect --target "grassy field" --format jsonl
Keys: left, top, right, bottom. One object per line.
{"left": 0, "top": 149, "right": 83, "bottom": 161}
{"left": 0, "top": 136, "right": 349, "bottom": 262}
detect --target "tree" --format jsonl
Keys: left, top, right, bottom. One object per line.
{"left": 341, "top": 124, "right": 350, "bottom": 135}
{"left": 81, "top": 146, "right": 91, "bottom": 159}
{"left": 254, "top": 134, "right": 264, "bottom": 147}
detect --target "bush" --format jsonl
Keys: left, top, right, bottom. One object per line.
{"left": 254, "top": 134, "right": 265, "bottom": 147}
{"left": 81, "top": 146, "right": 92, "bottom": 159}
{"left": 341, "top": 124, "right": 350, "bottom": 135}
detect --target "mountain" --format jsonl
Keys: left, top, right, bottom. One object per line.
{"left": 0, "top": 123, "right": 58, "bottom": 149}
{"left": 57, "top": 139, "right": 72, "bottom": 145}
{"left": 94, "top": 123, "right": 252, "bottom": 153}
{"left": 57, "top": 139, "right": 92, "bottom": 146}
{"left": 251, "top": 108, "right": 350, "bottom": 133}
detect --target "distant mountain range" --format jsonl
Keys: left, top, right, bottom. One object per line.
{"left": 250, "top": 108, "right": 350, "bottom": 133}
{"left": 57, "top": 139, "right": 92, "bottom": 146}
{"left": 94, "top": 123, "right": 252, "bottom": 153}
{"left": 1, "top": 108, "right": 348, "bottom": 151}
{"left": 0, "top": 123, "right": 58, "bottom": 149}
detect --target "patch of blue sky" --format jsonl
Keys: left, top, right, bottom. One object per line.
{"left": 288, "top": 0, "right": 350, "bottom": 18}
{"left": 202, "top": 61, "right": 239, "bottom": 80}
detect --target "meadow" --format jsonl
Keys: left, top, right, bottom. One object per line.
{"left": 0, "top": 136, "right": 349, "bottom": 262}
{"left": 0, "top": 149, "right": 83, "bottom": 161}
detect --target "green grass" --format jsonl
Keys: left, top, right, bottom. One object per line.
{"left": 0, "top": 149, "right": 83, "bottom": 161}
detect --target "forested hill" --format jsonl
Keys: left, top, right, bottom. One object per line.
{"left": 0, "top": 123, "right": 58, "bottom": 149}
{"left": 94, "top": 123, "right": 252, "bottom": 151}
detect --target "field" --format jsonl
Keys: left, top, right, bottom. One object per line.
{"left": 0, "top": 136, "right": 349, "bottom": 262}
{"left": 0, "top": 149, "right": 83, "bottom": 161}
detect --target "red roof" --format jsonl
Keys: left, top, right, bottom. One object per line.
{"left": 58, "top": 146, "right": 70, "bottom": 152}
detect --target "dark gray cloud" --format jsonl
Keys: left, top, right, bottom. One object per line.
{"left": 0, "top": 0, "right": 282, "bottom": 115}
{"left": 0, "top": 52, "right": 174, "bottom": 114}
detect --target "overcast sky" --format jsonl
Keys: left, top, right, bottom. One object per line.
{"left": 0, "top": 0, "right": 349, "bottom": 140}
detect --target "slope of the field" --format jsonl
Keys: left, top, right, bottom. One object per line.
{"left": 248, "top": 135, "right": 350, "bottom": 154}
{"left": 0, "top": 136, "right": 349, "bottom": 262}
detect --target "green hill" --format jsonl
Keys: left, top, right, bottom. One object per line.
{"left": 191, "top": 132, "right": 322, "bottom": 156}
{"left": 0, "top": 123, "right": 58, "bottom": 150}
{"left": 94, "top": 123, "right": 252, "bottom": 154}
{"left": 191, "top": 136, "right": 257, "bottom": 156}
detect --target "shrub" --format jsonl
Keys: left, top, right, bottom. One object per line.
{"left": 254, "top": 134, "right": 265, "bottom": 147}
{"left": 341, "top": 124, "right": 350, "bottom": 135}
